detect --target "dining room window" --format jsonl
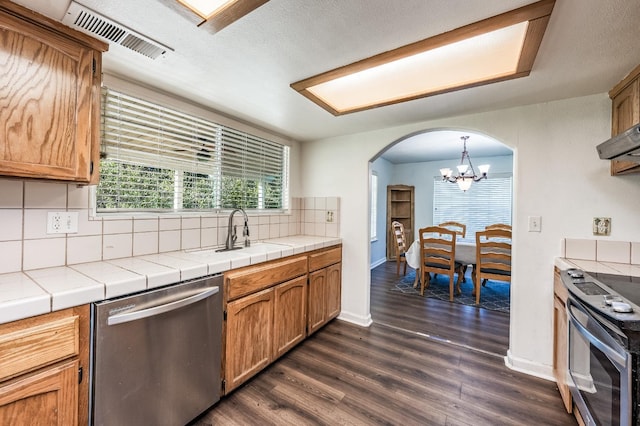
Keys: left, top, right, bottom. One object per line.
{"left": 371, "top": 173, "right": 378, "bottom": 241}
{"left": 97, "top": 87, "right": 289, "bottom": 213}
{"left": 433, "top": 173, "right": 512, "bottom": 242}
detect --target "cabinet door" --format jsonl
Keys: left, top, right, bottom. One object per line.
{"left": 325, "top": 263, "right": 342, "bottom": 320}
{"left": 610, "top": 79, "right": 640, "bottom": 175}
{"left": 307, "top": 269, "right": 326, "bottom": 335}
{"left": 0, "top": 359, "right": 79, "bottom": 426}
{"left": 0, "top": 11, "right": 98, "bottom": 183}
{"left": 273, "top": 276, "right": 307, "bottom": 359}
{"left": 225, "top": 288, "right": 273, "bottom": 393}
{"left": 552, "top": 270, "right": 572, "bottom": 413}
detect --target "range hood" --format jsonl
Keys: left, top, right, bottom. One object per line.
{"left": 597, "top": 124, "right": 640, "bottom": 162}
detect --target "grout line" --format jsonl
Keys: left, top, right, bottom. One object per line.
{"left": 372, "top": 320, "right": 506, "bottom": 359}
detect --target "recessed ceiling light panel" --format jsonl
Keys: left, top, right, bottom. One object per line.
{"left": 292, "top": 0, "right": 555, "bottom": 115}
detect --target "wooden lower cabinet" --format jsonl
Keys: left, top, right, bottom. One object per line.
{"left": 552, "top": 268, "right": 572, "bottom": 413}
{"left": 0, "top": 306, "right": 89, "bottom": 425}
{"left": 273, "top": 276, "right": 307, "bottom": 358}
{"left": 0, "top": 359, "right": 79, "bottom": 425}
{"left": 225, "top": 287, "right": 274, "bottom": 393}
{"left": 308, "top": 264, "right": 342, "bottom": 335}
{"left": 308, "top": 247, "right": 342, "bottom": 335}
{"left": 223, "top": 245, "right": 342, "bottom": 394}
{"left": 224, "top": 276, "right": 308, "bottom": 393}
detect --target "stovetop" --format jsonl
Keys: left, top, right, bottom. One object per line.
{"left": 561, "top": 268, "right": 640, "bottom": 331}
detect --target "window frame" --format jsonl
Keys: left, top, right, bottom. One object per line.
{"left": 95, "top": 85, "right": 291, "bottom": 215}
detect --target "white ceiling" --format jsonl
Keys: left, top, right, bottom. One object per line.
{"left": 16, "top": 0, "right": 640, "bottom": 162}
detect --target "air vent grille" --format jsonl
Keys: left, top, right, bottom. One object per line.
{"left": 63, "top": 2, "right": 172, "bottom": 60}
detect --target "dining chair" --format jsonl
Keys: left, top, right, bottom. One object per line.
{"left": 391, "top": 221, "right": 408, "bottom": 276}
{"left": 485, "top": 223, "right": 512, "bottom": 231}
{"left": 418, "top": 226, "right": 462, "bottom": 301}
{"left": 438, "top": 221, "right": 466, "bottom": 238}
{"left": 474, "top": 229, "right": 512, "bottom": 305}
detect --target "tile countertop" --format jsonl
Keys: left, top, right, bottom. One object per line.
{"left": 0, "top": 236, "right": 341, "bottom": 325}
{"left": 555, "top": 258, "right": 640, "bottom": 276}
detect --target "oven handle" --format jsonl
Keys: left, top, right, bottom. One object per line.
{"left": 107, "top": 286, "right": 219, "bottom": 326}
{"left": 567, "top": 297, "right": 628, "bottom": 369}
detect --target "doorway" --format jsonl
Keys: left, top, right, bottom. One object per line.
{"left": 369, "top": 128, "right": 514, "bottom": 353}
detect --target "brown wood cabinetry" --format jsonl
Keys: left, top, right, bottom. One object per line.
{"left": 223, "top": 255, "right": 308, "bottom": 393}
{"left": 609, "top": 64, "right": 640, "bottom": 175}
{"left": 0, "top": 305, "right": 90, "bottom": 425}
{"left": 223, "top": 245, "right": 342, "bottom": 394}
{"left": 386, "top": 185, "right": 415, "bottom": 260}
{"left": 0, "top": 2, "right": 107, "bottom": 184}
{"left": 308, "top": 246, "right": 342, "bottom": 335}
{"left": 552, "top": 267, "right": 572, "bottom": 413}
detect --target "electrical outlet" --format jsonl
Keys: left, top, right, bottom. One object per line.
{"left": 47, "top": 212, "right": 79, "bottom": 234}
{"left": 326, "top": 211, "right": 334, "bottom": 223}
{"left": 528, "top": 215, "right": 541, "bottom": 232}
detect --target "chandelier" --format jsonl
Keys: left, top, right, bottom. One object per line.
{"left": 439, "top": 136, "right": 490, "bottom": 191}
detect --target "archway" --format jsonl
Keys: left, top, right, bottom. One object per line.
{"left": 368, "top": 128, "right": 514, "bottom": 350}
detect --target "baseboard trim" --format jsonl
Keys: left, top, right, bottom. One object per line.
{"left": 370, "top": 258, "right": 388, "bottom": 269}
{"left": 337, "top": 311, "right": 373, "bottom": 327}
{"left": 504, "top": 349, "right": 555, "bottom": 382}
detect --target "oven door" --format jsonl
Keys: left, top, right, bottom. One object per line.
{"left": 567, "top": 296, "right": 632, "bottom": 426}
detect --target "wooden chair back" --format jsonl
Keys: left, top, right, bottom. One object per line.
{"left": 438, "top": 221, "right": 466, "bottom": 238}
{"left": 391, "top": 221, "right": 407, "bottom": 275}
{"left": 485, "top": 223, "right": 512, "bottom": 231}
{"left": 474, "top": 229, "right": 512, "bottom": 305}
{"left": 418, "top": 226, "right": 460, "bottom": 301}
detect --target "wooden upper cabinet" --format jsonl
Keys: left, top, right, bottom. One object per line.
{"left": 0, "top": 2, "right": 107, "bottom": 184}
{"left": 609, "top": 64, "right": 640, "bottom": 175}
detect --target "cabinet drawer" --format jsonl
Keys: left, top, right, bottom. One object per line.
{"left": 226, "top": 256, "right": 307, "bottom": 301}
{"left": 0, "top": 310, "right": 79, "bottom": 382}
{"left": 308, "top": 246, "right": 342, "bottom": 272}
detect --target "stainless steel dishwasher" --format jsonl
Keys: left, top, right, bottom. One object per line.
{"left": 90, "top": 275, "right": 223, "bottom": 426}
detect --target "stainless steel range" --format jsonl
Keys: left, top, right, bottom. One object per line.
{"left": 561, "top": 268, "right": 640, "bottom": 426}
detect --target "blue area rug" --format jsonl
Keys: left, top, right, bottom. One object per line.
{"left": 390, "top": 269, "right": 510, "bottom": 314}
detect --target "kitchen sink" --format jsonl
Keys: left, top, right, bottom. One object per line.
{"left": 185, "top": 242, "right": 286, "bottom": 256}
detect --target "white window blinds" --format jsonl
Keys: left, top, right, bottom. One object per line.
{"left": 98, "top": 88, "right": 289, "bottom": 211}
{"left": 433, "top": 174, "right": 512, "bottom": 242}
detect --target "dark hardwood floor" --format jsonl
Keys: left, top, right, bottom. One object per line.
{"left": 193, "top": 262, "right": 575, "bottom": 425}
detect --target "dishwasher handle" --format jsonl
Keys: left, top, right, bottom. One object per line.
{"left": 107, "top": 286, "right": 219, "bottom": 326}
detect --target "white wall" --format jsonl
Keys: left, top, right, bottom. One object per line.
{"left": 300, "top": 93, "right": 640, "bottom": 379}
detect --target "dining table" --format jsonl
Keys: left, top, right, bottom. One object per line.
{"left": 405, "top": 239, "right": 476, "bottom": 288}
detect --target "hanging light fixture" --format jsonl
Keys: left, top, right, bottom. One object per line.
{"left": 439, "top": 136, "right": 490, "bottom": 191}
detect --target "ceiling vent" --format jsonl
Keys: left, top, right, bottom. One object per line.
{"left": 62, "top": 2, "right": 173, "bottom": 59}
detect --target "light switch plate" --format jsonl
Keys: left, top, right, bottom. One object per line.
{"left": 528, "top": 216, "right": 541, "bottom": 232}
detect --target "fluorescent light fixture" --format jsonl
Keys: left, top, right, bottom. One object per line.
{"left": 292, "top": 0, "right": 555, "bottom": 115}
{"left": 177, "top": 0, "right": 269, "bottom": 34}
{"left": 178, "top": 0, "right": 237, "bottom": 19}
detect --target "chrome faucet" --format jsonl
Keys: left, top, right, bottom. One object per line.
{"left": 223, "top": 208, "right": 250, "bottom": 250}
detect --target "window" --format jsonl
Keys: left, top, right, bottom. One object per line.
{"left": 370, "top": 173, "right": 378, "bottom": 240}
{"left": 97, "top": 88, "right": 289, "bottom": 212}
{"left": 433, "top": 173, "right": 512, "bottom": 242}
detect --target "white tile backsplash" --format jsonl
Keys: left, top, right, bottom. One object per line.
{"left": 67, "top": 185, "right": 90, "bottom": 209}
{"left": 596, "top": 240, "right": 631, "bottom": 263}
{"left": 23, "top": 238, "right": 66, "bottom": 270}
{"left": 565, "top": 239, "right": 597, "bottom": 260}
{"left": 133, "top": 232, "right": 159, "bottom": 256}
{"left": 103, "top": 234, "right": 133, "bottom": 260}
{"left": 0, "top": 179, "right": 23, "bottom": 208}
{"left": 24, "top": 182, "right": 67, "bottom": 208}
{"left": 103, "top": 219, "right": 133, "bottom": 234}
{"left": 0, "top": 209, "right": 22, "bottom": 241}
{"left": 159, "top": 230, "right": 181, "bottom": 252}
{"left": 1, "top": 193, "right": 339, "bottom": 272}
{"left": 67, "top": 235, "right": 102, "bottom": 264}
{"left": 0, "top": 241, "right": 21, "bottom": 273}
